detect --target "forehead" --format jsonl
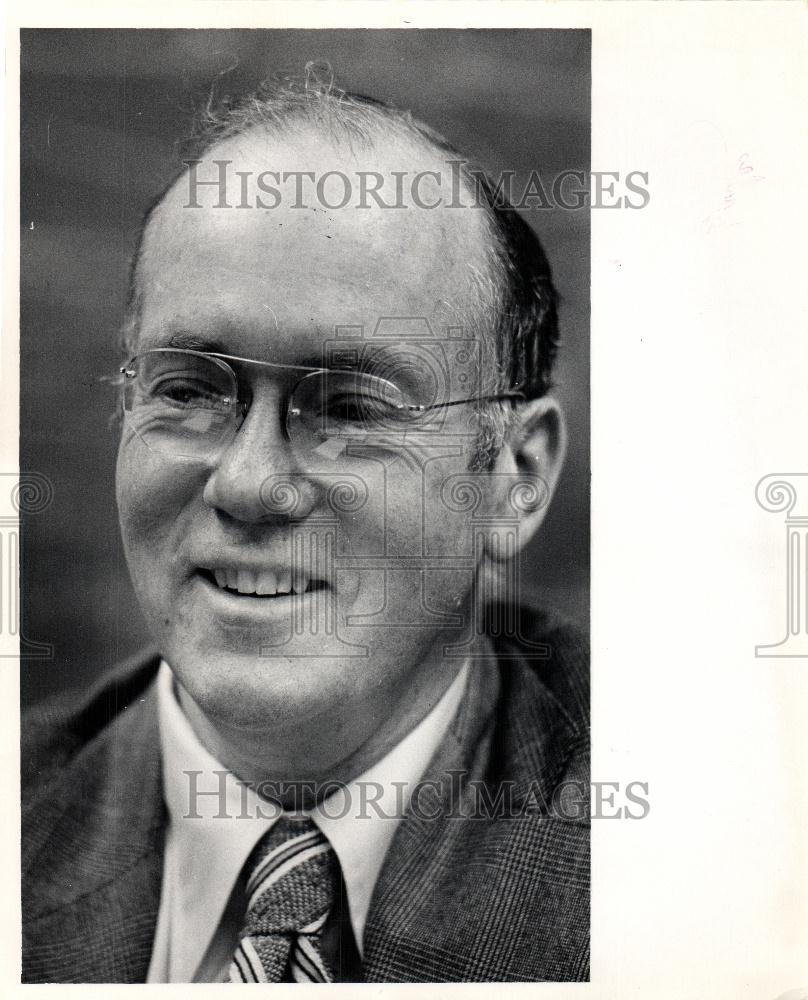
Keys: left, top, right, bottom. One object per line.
{"left": 137, "top": 126, "right": 493, "bottom": 360}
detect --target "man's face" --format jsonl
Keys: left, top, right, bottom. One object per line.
{"left": 116, "top": 128, "right": 502, "bottom": 770}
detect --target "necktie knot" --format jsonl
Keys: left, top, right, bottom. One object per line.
{"left": 245, "top": 816, "right": 336, "bottom": 932}
{"left": 229, "top": 815, "right": 340, "bottom": 983}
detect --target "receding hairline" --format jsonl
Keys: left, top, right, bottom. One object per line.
{"left": 121, "top": 76, "right": 560, "bottom": 470}
{"left": 127, "top": 111, "right": 505, "bottom": 367}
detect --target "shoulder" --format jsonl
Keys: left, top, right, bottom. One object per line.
{"left": 484, "top": 600, "right": 590, "bottom": 803}
{"left": 486, "top": 599, "right": 589, "bottom": 729}
{"left": 22, "top": 647, "right": 162, "bottom": 797}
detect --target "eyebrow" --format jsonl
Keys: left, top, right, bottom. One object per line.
{"left": 166, "top": 332, "right": 229, "bottom": 353}
{"left": 164, "top": 332, "right": 345, "bottom": 374}
{"left": 161, "top": 332, "right": 430, "bottom": 393}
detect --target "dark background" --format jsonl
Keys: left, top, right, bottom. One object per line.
{"left": 20, "top": 28, "right": 590, "bottom": 705}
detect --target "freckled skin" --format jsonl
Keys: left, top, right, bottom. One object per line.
{"left": 116, "top": 128, "right": 507, "bottom": 786}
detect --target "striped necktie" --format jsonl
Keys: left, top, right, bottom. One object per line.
{"left": 229, "top": 815, "right": 339, "bottom": 983}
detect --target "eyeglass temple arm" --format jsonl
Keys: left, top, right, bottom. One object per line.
{"left": 409, "top": 391, "right": 526, "bottom": 413}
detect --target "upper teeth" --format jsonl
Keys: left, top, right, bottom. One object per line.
{"left": 212, "top": 568, "right": 310, "bottom": 596}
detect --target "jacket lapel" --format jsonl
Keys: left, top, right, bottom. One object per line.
{"left": 362, "top": 638, "right": 590, "bottom": 982}
{"left": 22, "top": 667, "right": 166, "bottom": 983}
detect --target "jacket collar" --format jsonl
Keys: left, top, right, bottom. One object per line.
{"left": 361, "top": 635, "right": 590, "bottom": 982}
{"left": 23, "top": 659, "right": 165, "bottom": 983}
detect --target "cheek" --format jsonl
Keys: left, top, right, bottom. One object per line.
{"left": 115, "top": 437, "right": 202, "bottom": 555}
{"left": 342, "top": 459, "right": 482, "bottom": 618}
{"left": 420, "top": 461, "right": 485, "bottom": 558}
{"left": 346, "top": 455, "right": 485, "bottom": 560}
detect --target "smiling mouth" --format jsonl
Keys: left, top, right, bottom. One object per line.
{"left": 197, "top": 568, "right": 329, "bottom": 599}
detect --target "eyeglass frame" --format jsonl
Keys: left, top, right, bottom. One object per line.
{"left": 119, "top": 347, "right": 527, "bottom": 456}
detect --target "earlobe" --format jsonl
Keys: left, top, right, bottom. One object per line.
{"left": 484, "top": 397, "right": 566, "bottom": 561}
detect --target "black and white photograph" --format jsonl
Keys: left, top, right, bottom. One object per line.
{"left": 8, "top": 5, "right": 807, "bottom": 997}
{"left": 19, "top": 28, "right": 590, "bottom": 983}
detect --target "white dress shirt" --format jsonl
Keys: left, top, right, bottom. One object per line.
{"left": 146, "top": 659, "right": 469, "bottom": 983}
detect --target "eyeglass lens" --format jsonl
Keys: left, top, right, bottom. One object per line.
{"left": 123, "top": 350, "right": 422, "bottom": 461}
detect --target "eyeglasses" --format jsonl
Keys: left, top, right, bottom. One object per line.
{"left": 119, "top": 348, "right": 524, "bottom": 463}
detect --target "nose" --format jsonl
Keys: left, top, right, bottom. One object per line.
{"left": 202, "top": 393, "right": 321, "bottom": 523}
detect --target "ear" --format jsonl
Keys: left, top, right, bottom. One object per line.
{"left": 485, "top": 396, "right": 566, "bottom": 559}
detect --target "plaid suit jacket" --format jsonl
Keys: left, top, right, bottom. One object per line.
{"left": 21, "top": 604, "right": 589, "bottom": 982}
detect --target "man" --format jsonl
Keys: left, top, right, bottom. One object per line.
{"left": 22, "top": 77, "right": 589, "bottom": 982}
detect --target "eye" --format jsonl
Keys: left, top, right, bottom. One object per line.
{"left": 149, "top": 375, "right": 230, "bottom": 410}
{"left": 325, "top": 392, "right": 407, "bottom": 425}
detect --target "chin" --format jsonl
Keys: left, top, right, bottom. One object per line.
{"left": 168, "top": 643, "right": 354, "bottom": 733}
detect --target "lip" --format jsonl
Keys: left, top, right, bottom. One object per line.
{"left": 193, "top": 551, "right": 332, "bottom": 592}
{"left": 192, "top": 570, "right": 332, "bottom": 626}
{"left": 200, "top": 564, "right": 321, "bottom": 598}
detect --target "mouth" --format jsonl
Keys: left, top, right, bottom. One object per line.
{"left": 197, "top": 566, "right": 330, "bottom": 600}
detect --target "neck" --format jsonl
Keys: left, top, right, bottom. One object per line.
{"left": 175, "top": 641, "right": 466, "bottom": 805}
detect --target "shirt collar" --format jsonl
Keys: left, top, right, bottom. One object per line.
{"left": 156, "top": 657, "right": 468, "bottom": 967}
